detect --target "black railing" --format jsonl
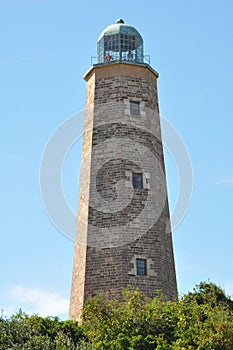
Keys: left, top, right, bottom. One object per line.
{"left": 91, "top": 55, "right": 151, "bottom": 66}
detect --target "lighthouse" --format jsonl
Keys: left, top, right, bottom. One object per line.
{"left": 69, "top": 19, "right": 177, "bottom": 320}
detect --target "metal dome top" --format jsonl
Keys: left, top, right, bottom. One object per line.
{"left": 97, "top": 19, "right": 143, "bottom": 43}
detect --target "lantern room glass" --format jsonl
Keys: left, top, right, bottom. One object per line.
{"left": 97, "top": 25, "right": 144, "bottom": 64}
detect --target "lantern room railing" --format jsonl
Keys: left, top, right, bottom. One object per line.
{"left": 91, "top": 54, "right": 150, "bottom": 66}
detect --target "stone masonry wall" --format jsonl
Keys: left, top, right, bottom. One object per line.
{"left": 69, "top": 63, "right": 177, "bottom": 320}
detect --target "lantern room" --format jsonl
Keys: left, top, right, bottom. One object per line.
{"left": 97, "top": 19, "right": 144, "bottom": 64}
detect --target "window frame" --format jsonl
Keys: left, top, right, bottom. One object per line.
{"left": 136, "top": 258, "right": 147, "bottom": 276}
{"left": 130, "top": 100, "right": 140, "bottom": 116}
{"left": 132, "top": 172, "right": 143, "bottom": 189}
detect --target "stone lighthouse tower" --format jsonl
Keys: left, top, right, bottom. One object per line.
{"left": 69, "top": 19, "right": 177, "bottom": 320}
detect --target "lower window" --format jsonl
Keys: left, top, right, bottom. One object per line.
{"left": 136, "top": 258, "right": 147, "bottom": 276}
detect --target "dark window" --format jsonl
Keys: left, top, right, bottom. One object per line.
{"left": 136, "top": 258, "right": 147, "bottom": 276}
{"left": 130, "top": 101, "right": 140, "bottom": 115}
{"left": 132, "top": 173, "right": 143, "bottom": 189}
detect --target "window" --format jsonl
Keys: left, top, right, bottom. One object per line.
{"left": 130, "top": 101, "right": 140, "bottom": 115}
{"left": 132, "top": 173, "right": 143, "bottom": 189}
{"left": 136, "top": 258, "right": 147, "bottom": 276}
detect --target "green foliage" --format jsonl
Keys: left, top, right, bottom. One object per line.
{"left": 81, "top": 282, "right": 233, "bottom": 350}
{"left": 182, "top": 281, "right": 233, "bottom": 310}
{"left": 1, "top": 282, "right": 233, "bottom": 350}
{"left": 0, "top": 309, "right": 86, "bottom": 349}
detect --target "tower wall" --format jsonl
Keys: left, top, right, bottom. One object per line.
{"left": 69, "top": 63, "right": 177, "bottom": 320}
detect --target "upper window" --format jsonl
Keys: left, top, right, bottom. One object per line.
{"left": 132, "top": 173, "right": 143, "bottom": 189}
{"left": 136, "top": 258, "right": 147, "bottom": 276}
{"left": 130, "top": 101, "right": 140, "bottom": 116}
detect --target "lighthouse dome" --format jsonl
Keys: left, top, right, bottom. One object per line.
{"left": 97, "top": 19, "right": 144, "bottom": 64}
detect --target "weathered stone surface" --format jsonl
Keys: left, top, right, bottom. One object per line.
{"left": 69, "top": 63, "right": 177, "bottom": 320}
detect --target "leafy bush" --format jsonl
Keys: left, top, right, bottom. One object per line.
{"left": 1, "top": 282, "right": 233, "bottom": 349}
{"left": 82, "top": 282, "right": 233, "bottom": 349}
{"left": 0, "top": 310, "right": 86, "bottom": 349}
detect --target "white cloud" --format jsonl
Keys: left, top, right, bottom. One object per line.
{"left": 215, "top": 177, "right": 233, "bottom": 186}
{"left": 8, "top": 285, "right": 69, "bottom": 317}
{"left": 223, "top": 282, "right": 233, "bottom": 298}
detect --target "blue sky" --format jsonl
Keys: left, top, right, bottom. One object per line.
{"left": 1, "top": 0, "right": 233, "bottom": 319}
